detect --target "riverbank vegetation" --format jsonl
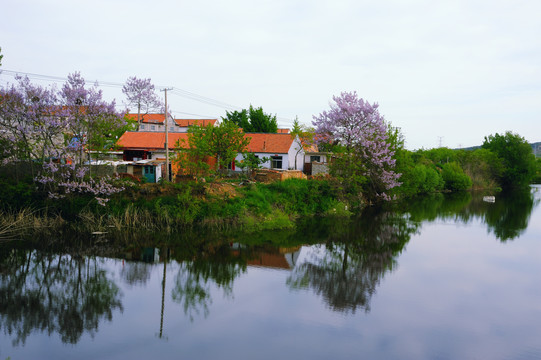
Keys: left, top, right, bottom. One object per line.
{"left": 1, "top": 73, "right": 540, "bottom": 236}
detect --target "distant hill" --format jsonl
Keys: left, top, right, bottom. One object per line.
{"left": 458, "top": 142, "right": 541, "bottom": 157}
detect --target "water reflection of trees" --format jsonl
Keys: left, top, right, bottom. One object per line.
{"left": 0, "top": 247, "right": 122, "bottom": 345}
{"left": 484, "top": 188, "right": 538, "bottom": 241}
{"left": 170, "top": 242, "right": 247, "bottom": 321}
{"left": 287, "top": 208, "right": 418, "bottom": 314}
{"left": 404, "top": 186, "right": 539, "bottom": 241}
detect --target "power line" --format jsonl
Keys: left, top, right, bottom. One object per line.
{"left": 171, "top": 110, "right": 220, "bottom": 119}
{"left": 0, "top": 69, "right": 242, "bottom": 112}
{"left": 0, "top": 68, "right": 297, "bottom": 124}
{"left": 170, "top": 87, "right": 241, "bottom": 111}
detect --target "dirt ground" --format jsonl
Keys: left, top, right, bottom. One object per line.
{"left": 205, "top": 182, "right": 240, "bottom": 198}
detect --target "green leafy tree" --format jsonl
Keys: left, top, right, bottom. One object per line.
{"left": 174, "top": 125, "right": 212, "bottom": 177}
{"left": 174, "top": 121, "right": 249, "bottom": 176}
{"left": 288, "top": 117, "right": 316, "bottom": 170}
{"left": 236, "top": 152, "right": 270, "bottom": 178}
{"left": 291, "top": 116, "right": 302, "bottom": 136}
{"left": 482, "top": 131, "right": 537, "bottom": 188}
{"left": 88, "top": 113, "right": 136, "bottom": 160}
{"left": 458, "top": 148, "right": 503, "bottom": 189}
{"left": 222, "top": 105, "right": 278, "bottom": 133}
{"left": 210, "top": 121, "right": 250, "bottom": 172}
{"left": 535, "top": 158, "right": 541, "bottom": 183}
{"left": 441, "top": 161, "right": 472, "bottom": 191}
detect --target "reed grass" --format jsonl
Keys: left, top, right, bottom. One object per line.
{"left": 0, "top": 208, "right": 65, "bottom": 241}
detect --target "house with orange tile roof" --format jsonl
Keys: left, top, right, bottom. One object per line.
{"left": 116, "top": 130, "right": 315, "bottom": 180}
{"left": 126, "top": 113, "right": 217, "bottom": 133}
{"left": 233, "top": 133, "right": 306, "bottom": 172}
{"left": 116, "top": 131, "right": 197, "bottom": 181}
{"left": 116, "top": 131, "right": 190, "bottom": 161}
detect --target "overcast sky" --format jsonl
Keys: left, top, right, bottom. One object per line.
{"left": 1, "top": 0, "right": 539, "bottom": 149}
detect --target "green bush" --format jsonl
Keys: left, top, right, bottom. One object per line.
{"left": 395, "top": 163, "right": 443, "bottom": 197}
{"left": 154, "top": 188, "right": 201, "bottom": 226}
{"left": 441, "top": 162, "right": 472, "bottom": 191}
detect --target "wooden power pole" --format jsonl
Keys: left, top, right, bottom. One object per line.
{"left": 161, "top": 88, "right": 173, "bottom": 181}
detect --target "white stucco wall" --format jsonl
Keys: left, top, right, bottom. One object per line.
{"left": 288, "top": 137, "right": 304, "bottom": 171}
{"left": 304, "top": 154, "right": 328, "bottom": 163}
{"left": 234, "top": 152, "right": 291, "bottom": 172}
{"left": 234, "top": 137, "right": 306, "bottom": 172}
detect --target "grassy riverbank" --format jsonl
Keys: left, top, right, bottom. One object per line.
{"left": 0, "top": 177, "right": 353, "bottom": 237}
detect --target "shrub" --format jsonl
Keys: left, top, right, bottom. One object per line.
{"left": 441, "top": 162, "right": 472, "bottom": 191}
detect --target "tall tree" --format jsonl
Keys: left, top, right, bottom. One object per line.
{"left": 175, "top": 121, "right": 249, "bottom": 176}
{"left": 0, "top": 75, "right": 63, "bottom": 178}
{"left": 312, "top": 91, "right": 400, "bottom": 202}
{"left": 122, "top": 76, "right": 163, "bottom": 126}
{"left": 59, "top": 72, "right": 123, "bottom": 166}
{"left": 291, "top": 116, "right": 302, "bottom": 136}
{"left": 209, "top": 120, "right": 251, "bottom": 172}
{"left": 482, "top": 131, "right": 537, "bottom": 188}
{"left": 222, "top": 105, "right": 278, "bottom": 133}
{"left": 0, "top": 72, "right": 126, "bottom": 205}
{"left": 222, "top": 109, "right": 250, "bottom": 131}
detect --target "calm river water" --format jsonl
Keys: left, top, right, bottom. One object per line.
{"left": 1, "top": 186, "right": 540, "bottom": 360}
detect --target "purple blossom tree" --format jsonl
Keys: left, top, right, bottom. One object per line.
{"left": 122, "top": 76, "right": 163, "bottom": 127}
{"left": 1, "top": 72, "right": 127, "bottom": 205}
{"left": 59, "top": 72, "right": 124, "bottom": 166}
{"left": 0, "top": 75, "right": 64, "bottom": 177}
{"left": 312, "top": 91, "right": 400, "bottom": 202}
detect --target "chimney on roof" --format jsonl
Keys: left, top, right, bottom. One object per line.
{"left": 263, "top": 140, "right": 266, "bottom": 151}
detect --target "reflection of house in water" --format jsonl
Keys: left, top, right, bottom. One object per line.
{"left": 125, "top": 247, "right": 161, "bottom": 263}
{"left": 230, "top": 244, "right": 301, "bottom": 270}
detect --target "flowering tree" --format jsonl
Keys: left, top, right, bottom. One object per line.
{"left": 0, "top": 72, "right": 127, "bottom": 205}
{"left": 0, "top": 75, "right": 63, "bottom": 177}
{"left": 122, "top": 76, "right": 163, "bottom": 126}
{"left": 312, "top": 91, "right": 400, "bottom": 201}
{"left": 59, "top": 72, "right": 125, "bottom": 165}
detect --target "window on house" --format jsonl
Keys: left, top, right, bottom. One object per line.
{"left": 310, "top": 155, "right": 321, "bottom": 163}
{"left": 271, "top": 156, "right": 283, "bottom": 169}
{"left": 151, "top": 125, "right": 156, "bottom": 131}
{"left": 226, "top": 160, "right": 235, "bottom": 170}
{"left": 170, "top": 127, "right": 174, "bottom": 132}
{"left": 140, "top": 125, "right": 145, "bottom": 130}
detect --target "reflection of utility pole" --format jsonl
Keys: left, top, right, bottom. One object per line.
{"left": 159, "top": 251, "right": 167, "bottom": 339}
{"left": 160, "top": 88, "right": 173, "bottom": 181}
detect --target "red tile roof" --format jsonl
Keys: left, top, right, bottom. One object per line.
{"left": 277, "top": 128, "right": 290, "bottom": 134}
{"left": 125, "top": 114, "right": 218, "bottom": 127}
{"left": 117, "top": 132, "right": 190, "bottom": 150}
{"left": 174, "top": 119, "right": 217, "bottom": 127}
{"left": 126, "top": 113, "right": 167, "bottom": 124}
{"left": 118, "top": 131, "right": 297, "bottom": 154}
{"left": 244, "top": 133, "right": 295, "bottom": 154}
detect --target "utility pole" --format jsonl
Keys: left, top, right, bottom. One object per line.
{"left": 438, "top": 136, "right": 444, "bottom": 148}
{"left": 161, "top": 88, "right": 173, "bottom": 181}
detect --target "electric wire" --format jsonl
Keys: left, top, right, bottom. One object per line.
{"left": 0, "top": 69, "right": 296, "bottom": 126}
